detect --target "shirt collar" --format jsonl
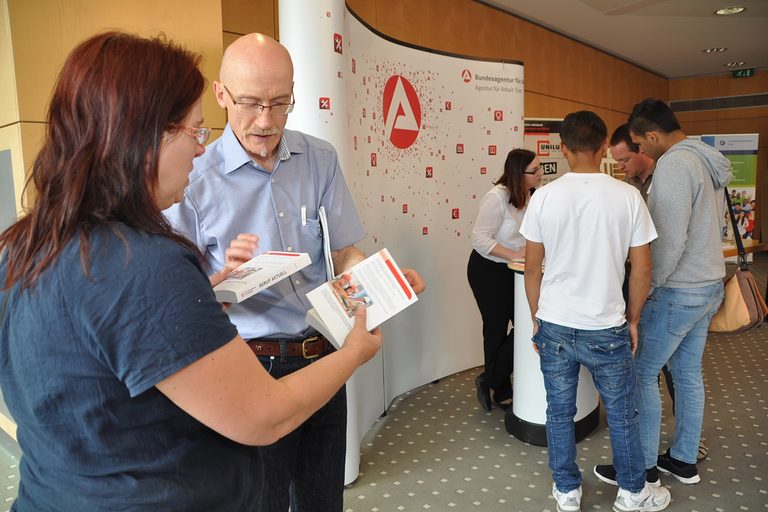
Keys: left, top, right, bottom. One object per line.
{"left": 221, "top": 126, "right": 303, "bottom": 175}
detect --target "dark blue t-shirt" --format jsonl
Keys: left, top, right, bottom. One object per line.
{"left": 0, "top": 226, "right": 259, "bottom": 511}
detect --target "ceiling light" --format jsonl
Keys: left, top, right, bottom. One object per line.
{"left": 725, "top": 61, "right": 746, "bottom": 67}
{"left": 703, "top": 48, "right": 727, "bottom": 53}
{"left": 715, "top": 6, "right": 746, "bottom": 15}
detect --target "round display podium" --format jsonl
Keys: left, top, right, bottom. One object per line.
{"left": 505, "top": 267, "right": 600, "bottom": 446}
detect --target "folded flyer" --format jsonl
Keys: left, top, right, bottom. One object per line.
{"left": 305, "top": 248, "right": 417, "bottom": 348}
{"left": 213, "top": 251, "right": 311, "bottom": 303}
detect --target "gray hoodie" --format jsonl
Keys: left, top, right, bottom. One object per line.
{"left": 646, "top": 138, "right": 732, "bottom": 289}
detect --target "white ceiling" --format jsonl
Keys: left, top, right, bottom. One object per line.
{"left": 476, "top": 0, "right": 768, "bottom": 79}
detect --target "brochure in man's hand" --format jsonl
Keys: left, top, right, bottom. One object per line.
{"left": 213, "top": 251, "right": 311, "bottom": 303}
{"left": 304, "top": 248, "right": 418, "bottom": 349}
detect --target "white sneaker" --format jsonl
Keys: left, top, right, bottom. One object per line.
{"left": 613, "top": 483, "right": 671, "bottom": 511}
{"left": 552, "top": 483, "right": 582, "bottom": 512}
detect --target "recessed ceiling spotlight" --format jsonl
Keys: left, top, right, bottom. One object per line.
{"left": 703, "top": 48, "right": 727, "bottom": 53}
{"left": 715, "top": 6, "right": 746, "bottom": 15}
{"left": 725, "top": 61, "right": 746, "bottom": 67}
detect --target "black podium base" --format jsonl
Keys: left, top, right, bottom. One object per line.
{"left": 504, "top": 404, "right": 600, "bottom": 446}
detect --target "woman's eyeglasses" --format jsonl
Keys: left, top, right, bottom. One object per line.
{"left": 180, "top": 126, "right": 212, "bottom": 146}
{"left": 523, "top": 165, "right": 543, "bottom": 175}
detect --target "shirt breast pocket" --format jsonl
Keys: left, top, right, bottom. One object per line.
{"left": 299, "top": 217, "right": 323, "bottom": 255}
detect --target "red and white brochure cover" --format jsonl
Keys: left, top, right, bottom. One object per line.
{"left": 213, "top": 251, "right": 311, "bottom": 304}
{"left": 305, "top": 248, "right": 417, "bottom": 348}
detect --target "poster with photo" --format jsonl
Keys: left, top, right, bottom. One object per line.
{"left": 701, "top": 133, "right": 759, "bottom": 241}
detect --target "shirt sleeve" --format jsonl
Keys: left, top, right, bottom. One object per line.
{"left": 630, "top": 189, "right": 658, "bottom": 247}
{"left": 647, "top": 154, "right": 694, "bottom": 287}
{"left": 74, "top": 237, "right": 238, "bottom": 397}
{"left": 519, "top": 191, "right": 542, "bottom": 243}
{"left": 471, "top": 189, "right": 505, "bottom": 256}
{"left": 163, "top": 197, "right": 207, "bottom": 254}
{"left": 318, "top": 145, "right": 366, "bottom": 250}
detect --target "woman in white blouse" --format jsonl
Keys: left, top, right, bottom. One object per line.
{"left": 468, "top": 149, "right": 543, "bottom": 411}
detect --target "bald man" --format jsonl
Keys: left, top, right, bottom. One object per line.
{"left": 165, "top": 34, "right": 424, "bottom": 511}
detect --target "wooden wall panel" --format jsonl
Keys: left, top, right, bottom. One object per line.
{"left": 8, "top": 0, "right": 224, "bottom": 127}
{"left": 3, "top": 0, "right": 225, "bottom": 211}
{"left": 0, "top": 4, "right": 19, "bottom": 128}
{"left": 346, "top": 0, "right": 667, "bottom": 136}
{"left": 671, "top": 70, "right": 768, "bottom": 240}
{"left": 223, "top": 31, "right": 240, "bottom": 52}
{"left": 671, "top": 70, "right": 768, "bottom": 100}
{"left": 222, "top": 0, "right": 276, "bottom": 38}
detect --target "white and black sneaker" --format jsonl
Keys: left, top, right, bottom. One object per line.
{"left": 613, "top": 484, "right": 671, "bottom": 512}
{"left": 657, "top": 449, "right": 700, "bottom": 484}
{"left": 594, "top": 465, "right": 661, "bottom": 488}
{"left": 552, "top": 483, "right": 582, "bottom": 512}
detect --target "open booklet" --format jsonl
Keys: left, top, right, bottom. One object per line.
{"left": 305, "top": 248, "right": 417, "bottom": 349}
{"left": 213, "top": 251, "right": 311, "bottom": 303}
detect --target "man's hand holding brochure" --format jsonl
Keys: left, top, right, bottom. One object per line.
{"left": 219, "top": 230, "right": 424, "bottom": 350}
{"left": 305, "top": 248, "right": 418, "bottom": 349}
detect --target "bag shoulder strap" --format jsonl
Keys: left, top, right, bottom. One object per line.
{"left": 723, "top": 188, "right": 748, "bottom": 270}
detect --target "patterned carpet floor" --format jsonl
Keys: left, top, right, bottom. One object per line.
{"left": 344, "top": 254, "right": 768, "bottom": 512}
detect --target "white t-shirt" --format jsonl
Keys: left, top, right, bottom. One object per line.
{"left": 519, "top": 172, "right": 657, "bottom": 329}
{"left": 471, "top": 184, "right": 527, "bottom": 263}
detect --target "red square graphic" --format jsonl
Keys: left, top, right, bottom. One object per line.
{"left": 488, "top": 145, "right": 497, "bottom": 155}
{"left": 426, "top": 166, "right": 433, "bottom": 178}
{"left": 333, "top": 33, "right": 343, "bottom": 54}
{"left": 451, "top": 208, "right": 460, "bottom": 219}
{"left": 370, "top": 153, "right": 377, "bottom": 166}
{"left": 467, "top": 115, "right": 473, "bottom": 123}
{"left": 480, "top": 166, "right": 487, "bottom": 174}
{"left": 494, "top": 110, "right": 503, "bottom": 121}
{"left": 445, "top": 101, "right": 452, "bottom": 110}
{"left": 402, "top": 204, "right": 408, "bottom": 213}
{"left": 422, "top": 227, "right": 429, "bottom": 235}
{"left": 319, "top": 97, "right": 330, "bottom": 110}
{"left": 456, "top": 144, "right": 464, "bottom": 154}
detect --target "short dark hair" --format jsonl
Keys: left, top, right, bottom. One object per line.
{"left": 609, "top": 124, "right": 639, "bottom": 153}
{"left": 560, "top": 110, "right": 607, "bottom": 153}
{"left": 628, "top": 98, "right": 681, "bottom": 136}
{"left": 495, "top": 148, "right": 536, "bottom": 209}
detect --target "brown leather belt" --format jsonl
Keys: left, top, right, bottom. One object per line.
{"left": 246, "top": 335, "right": 331, "bottom": 359}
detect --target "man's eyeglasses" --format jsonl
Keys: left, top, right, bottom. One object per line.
{"left": 180, "top": 126, "right": 211, "bottom": 146}
{"left": 221, "top": 84, "right": 295, "bottom": 117}
{"left": 523, "top": 165, "right": 543, "bottom": 175}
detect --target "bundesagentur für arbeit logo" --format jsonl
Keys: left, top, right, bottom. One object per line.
{"left": 383, "top": 75, "right": 421, "bottom": 149}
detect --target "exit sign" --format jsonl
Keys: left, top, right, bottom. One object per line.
{"left": 732, "top": 68, "right": 755, "bottom": 78}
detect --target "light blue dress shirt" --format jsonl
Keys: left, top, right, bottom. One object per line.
{"left": 165, "top": 125, "right": 366, "bottom": 339}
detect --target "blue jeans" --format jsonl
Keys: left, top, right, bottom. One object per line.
{"left": 534, "top": 320, "right": 645, "bottom": 493}
{"left": 635, "top": 283, "right": 724, "bottom": 467}
{"left": 254, "top": 352, "right": 347, "bottom": 512}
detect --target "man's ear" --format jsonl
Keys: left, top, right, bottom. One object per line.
{"left": 560, "top": 143, "right": 569, "bottom": 159}
{"left": 599, "top": 140, "right": 609, "bottom": 158}
{"left": 212, "top": 81, "right": 227, "bottom": 110}
{"left": 644, "top": 131, "right": 660, "bottom": 145}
